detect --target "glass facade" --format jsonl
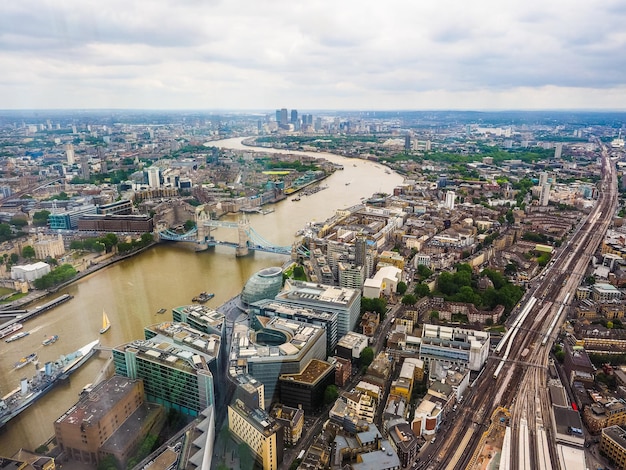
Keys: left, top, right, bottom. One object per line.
{"left": 241, "top": 267, "right": 283, "bottom": 305}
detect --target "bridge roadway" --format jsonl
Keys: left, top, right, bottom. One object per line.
{"left": 158, "top": 215, "right": 294, "bottom": 256}
{"left": 425, "top": 140, "right": 617, "bottom": 470}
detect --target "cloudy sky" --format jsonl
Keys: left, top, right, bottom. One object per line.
{"left": 2, "top": 0, "right": 626, "bottom": 110}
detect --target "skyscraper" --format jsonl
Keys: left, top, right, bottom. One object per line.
{"left": 290, "top": 109, "right": 298, "bottom": 124}
{"left": 147, "top": 166, "right": 160, "bottom": 188}
{"left": 445, "top": 191, "right": 456, "bottom": 210}
{"left": 66, "top": 143, "right": 75, "bottom": 165}
{"left": 540, "top": 183, "right": 551, "bottom": 206}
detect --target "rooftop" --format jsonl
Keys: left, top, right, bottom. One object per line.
{"left": 145, "top": 322, "right": 221, "bottom": 360}
{"left": 172, "top": 305, "right": 225, "bottom": 330}
{"left": 231, "top": 399, "right": 281, "bottom": 437}
{"left": 603, "top": 425, "right": 626, "bottom": 447}
{"left": 280, "top": 280, "right": 360, "bottom": 307}
{"left": 55, "top": 376, "right": 142, "bottom": 427}
{"left": 279, "top": 359, "right": 334, "bottom": 385}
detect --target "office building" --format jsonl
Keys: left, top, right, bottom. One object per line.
{"left": 249, "top": 298, "right": 339, "bottom": 352}
{"left": 113, "top": 322, "right": 219, "bottom": 416}
{"left": 278, "top": 359, "right": 335, "bottom": 413}
{"left": 48, "top": 204, "right": 98, "bottom": 230}
{"left": 54, "top": 376, "right": 164, "bottom": 467}
{"left": 387, "top": 422, "right": 419, "bottom": 468}
{"left": 276, "top": 108, "right": 288, "bottom": 126}
{"left": 228, "top": 399, "right": 284, "bottom": 470}
{"left": 419, "top": 325, "right": 490, "bottom": 371}
{"left": 404, "top": 133, "right": 412, "bottom": 152}
{"left": 276, "top": 280, "right": 361, "bottom": 338}
{"left": 336, "top": 331, "right": 369, "bottom": 361}
{"left": 338, "top": 262, "right": 365, "bottom": 289}
{"left": 234, "top": 373, "right": 266, "bottom": 411}
{"left": 600, "top": 425, "right": 626, "bottom": 469}
{"left": 445, "top": 190, "right": 456, "bottom": 210}
{"left": 270, "top": 404, "right": 304, "bottom": 446}
{"left": 539, "top": 171, "right": 549, "bottom": 187}
{"left": 147, "top": 166, "right": 161, "bottom": 188}
{"left": 540, "top": 182, "right": 551, "bottom": 206}
{"left": 66, "top": 143, "right": 75, "bottom": 165}
{"left": 98, "top": 200, "right": 133, "bottom": 215}
{"left": 172, "top": 304, "right": 225, "bottom": 337}
{"left": 229, "top": 316, "right": 327, "bottom": 406}
{"left": 77, "top": 214, "right": 153, "bottom": 232}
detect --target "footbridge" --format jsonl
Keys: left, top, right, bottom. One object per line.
{"left": 158, "top": 206, "right": 296, "bottom": 257}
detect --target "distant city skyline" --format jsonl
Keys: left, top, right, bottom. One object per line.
{"left": 1, "top": 0, "right": 626, "bottom": 111}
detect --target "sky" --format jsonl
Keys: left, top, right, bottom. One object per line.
{"left": 1, "top": 0, "right": 626, "bottom": 111}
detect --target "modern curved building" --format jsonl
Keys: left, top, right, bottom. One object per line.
{"left": 241, "top": 267, "right": 283, "bottom": 305}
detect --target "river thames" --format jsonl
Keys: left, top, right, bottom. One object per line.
{"left": 0, "top": 138, "right": 403, "bottom": 456}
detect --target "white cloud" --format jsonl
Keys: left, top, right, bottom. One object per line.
{"left": 1, "top": 0, "right": 625, "bottom": 109}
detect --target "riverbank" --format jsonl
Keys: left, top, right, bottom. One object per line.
{"left": 2, "top": 243, "right": 157, "bottom": 313}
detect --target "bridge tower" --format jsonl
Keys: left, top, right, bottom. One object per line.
{"left": 236, "top": 216, "right": 250, "bottom": 257}
{"left": 195, "top": 206, "right": 211, "bottom": 249}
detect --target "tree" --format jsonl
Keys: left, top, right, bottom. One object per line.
{"left": 504, "top": 262, "right": 518, "bottom": 276}
{"left": 397, "top": 281, "right": 407, "bottom": 295}
{"left": 360, "top": 347, "right": 374, "bottom": 368}
{"left": 22, "top": 246, "right": 35, "bottom": 259}
{"left": 324, "top": 384, "right": 339, "bottom": 404}
{"left": 32, "top": 210, "right": 50, "bottom": 227}
{"left": 10, "top": 253, "right": 18, "bottom": 264}
{"left": 184, "top": 219, "right": 196, "bottom": 231}
{"left": 430, "top": 310, "right": 440, "bottom": 322}
{"left": 10, "top": 216, "right": 28, "bottom": 228}
{"left": 293, "top": 265, "right": 305, "bottom": 279}
{"left": 417, "top": 264, "right": 433, "bottom": 279}
{"left": 414, "top": 283, "right": 430, "bottom": 298}
{"left": 505, "top": 209, "right": 515, "bottom": 224}
{"left": 401, "top": 294, "right": 417, "bottom": 306}
{"left": 361, "top": 297, "right": 387, "bottom": 316}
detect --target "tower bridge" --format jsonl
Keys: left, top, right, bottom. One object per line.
{"left": 158, "top": 206, "right": 298, "bottom": 257}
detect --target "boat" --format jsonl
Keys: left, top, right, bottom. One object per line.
{"left": 291, "top": 196, "right": 301, "bottom": 202}
{"left": 192, "top": 292, "right": 215, "bottom": 303}
{"left": 0, "top": 339, "right": 99, "bottom": 427}
{"left": 14, "top": 353, "right": 37, "bottom": 370}
{"left": 345, "top": 182, "right": 351, "bottom": 186}
{"left": 99, "top": 310, "right": 111, "bottom": 334}
{"left": 0, "top": 323, "right": 23, "bottom": 339}
{"left": 42, "top": 335, "right": 59, "bottom": 346}
{"left": 157, "top": 308, "right": 167, "bottom": 314}
{"left": 5, "top": 331, "right": 29, "bottom": 343}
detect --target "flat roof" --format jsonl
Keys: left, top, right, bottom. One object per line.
{"left": 56, "top": 376, "right": 141, "bottom": 426}
{"left": 279, "top": 359, "right": 333, "bottom": 385}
